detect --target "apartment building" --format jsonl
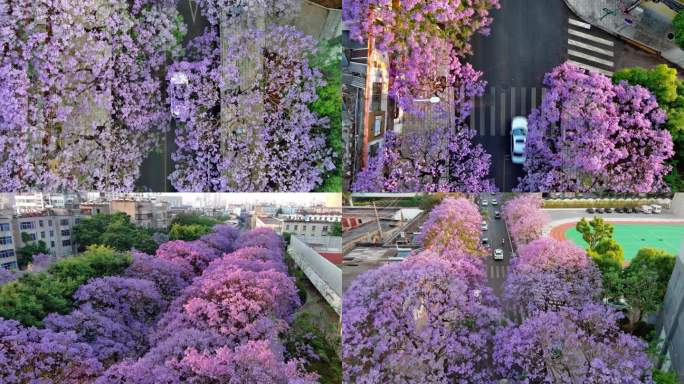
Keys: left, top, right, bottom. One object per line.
{"left": 254, "top": 216, "right": 285, "bottom": 235}
{"left": 12, "top": 211, "right": 80, "bottom": 260}
{"left": 657, "top": 245, "right": 684, "bottom": 380}
{"left": 0, "top": 213, "right": 17, "bottom": 269}
{"left": 14, "top": 193, "right": 81, "bottom": 213}
{"left": 110, "top": 199, "right": 170, "bottom": 230}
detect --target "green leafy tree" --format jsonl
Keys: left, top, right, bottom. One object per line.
{"left": 73, "top": 213, "right": 157, "bottom": 253}
{"left": 576, "top": 216, "right": 615, "bottom": 251}
{"left": 328, "top": 222, "right": 343, "bottom": 236}
{"left": 588, "top": 238, "right": 624, "bottom": 266}
{"left": 631, "top": 248, "right": 676, "bottom": 299}
{"left": 169, "top": 213, "right": 220, "bottom": 228}
{"left": 621, "top": 264, "right": 662, "bottom": 331}
{"left": 310, "top": 36, "right": 342, "bottom": 192}
{"left": 614, "top": 64, "right": 684, "bottom": 190}
{"left": 285, "top": 311, "right": 341, "bottom": 384}
{"left": 0, "top": 245, "right": 131, "bottom": 326}
{"left": 169, "top": 223, "right": 212, "bottom": 241}
{"left": 16, "top": 233, "right": 50, "bottom": 270}
{"left": 653, "top": 369, "right": 679, "bottom": 384}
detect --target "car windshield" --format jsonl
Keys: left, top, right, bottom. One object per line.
{"left": 512, "top": 128, "right": 526, "bottom": 136}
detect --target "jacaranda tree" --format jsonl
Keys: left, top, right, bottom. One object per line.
{"left": 494, "top": 303, "right": 653, "bottom": 382}
{"left": 0, "top": 0, "right": 185, "bottom": 191}
{"left": 167, "top": 1, "right": 334, "bottom": 191}
{"left": 343, "top": 256, "right": 502, "bottom": 383}
{"left": 518, "top": 62, "right": 674, "bottom": 192}
{"left": 418, "top": 196, "right": 483, "bottom": 256}
{"left": 502, "top": 194, "right": 548, "bottom": 247}
{"left": 503, "top": 238, "right": 603, "bottom": 315}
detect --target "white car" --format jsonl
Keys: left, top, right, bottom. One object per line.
{"left": 482, "top": 200, "right": 488, "bottom": 207}
{"left": 494, "top": 248, "right": 504, "bottom": 261}
{"left": 481, "top": 221, "right": 488, "bottom": 231}
{"left": 491, "top": 199, "right": 498, "bottom": 206}
{"left": 511, "top": 116, "right": 528, "bottom": 164}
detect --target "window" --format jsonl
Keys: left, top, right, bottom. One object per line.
{"left": 60, "top": 219, "right": 69, "bottom": 226}
{"left": 19, "top": 222, "right": 34, "bottom": 230}
{"left": 75, "top": 218, "right": 81, "bottom": 224}
{"left": 311, "top": 225, "right": 316, "bottom": 231}
{"left": 61, "top": 229, "right": 70, "bottom": 237}
{"left": 369, "top": 142, "right": 380, "bottom": 157}
{"left": 48, "top": 220, "right": 52, "bottom": 226}
{"left": 62, "top": 239, "right": 71, "bottom": 246}
{"left": 373, "top": 115, "right": 383, "bottom": 136}
{"left": 294, "top": 225, "right": 298, "bottom": 231}
{"left": 49, "top": 230, "right": 54, "bottom": 237}
{"left": 50, "top": 241, "right": 55, "bottom": 248}
{"left": 371, "top": 82, "right": 382, "bottom": 111}
{"left": 40, "top": 231, "right": 45, "bottom": 239}
{"left": 0, "top": 223, "right": 9, "bottom": 231}
{"left": 0, "top": 250, "right": 15, "bottom": 259}
{"left": 39, "top": 220, "right": 44, "bottom": 228}
{"left": 302, "top": 225, "right": 307, "bottom": 231}
{"left": 286, "top": 224, "right": 290, "bottom": 230}
{"left": 322, "top": 226, "right": 328, "bottom": 233}
{"left": 0, "top": 236, "right": 12, "bottom": 245}
{"left": 26, "top": 233, "right": 36, "bottom": 241}
{"left": 1, "top": 262, "right": 16, "bottom": 270}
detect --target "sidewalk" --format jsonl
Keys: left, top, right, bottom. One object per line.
{"left": 564, "top": 0, "right": 684, "bottom": 69}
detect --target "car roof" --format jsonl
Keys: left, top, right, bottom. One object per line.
{"left": 511, "top": 116, "right": 528, "bottom": 129}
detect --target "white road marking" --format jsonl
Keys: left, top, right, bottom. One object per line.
{"left": 568, "top": 18, "right": 591, "bottom": 29}
{"left": 568, "top": 39, "right": 614, "bottom": 57}
{"left": 568, "top": 28, "right": 615, "bottom": 46}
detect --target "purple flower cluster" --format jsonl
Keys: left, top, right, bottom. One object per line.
{"left": 167, "top": 10, "right": 334, "bottom": 191}
{"left": 0, "top": 224, "right": 318, "bottom": 382}
{"left": 502, "top": 194, "right": 549, "bottom": 247}
{"left": 518, "top": 62, "right": 674, "bottom": 192}
{"left": 344, "top": 197, "right": 503, "bottom": 382}
{"left": 352, "top": 124, "right": 496, "bottom": 192}
{"left": 98, "top": 228, "right": 317, "bottom": 383}
{"left": 343, "top": 0, "right": 499, "bottom": 112}
{"left": 0, "top": 0, "right": 185, "bottom": 191}
{"left": 503, "top": 237, "right": 603, "bottom": 314}
{"left": 417, "top": 197, "right": 484, "bottom": 256}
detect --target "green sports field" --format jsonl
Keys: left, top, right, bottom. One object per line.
{"left": 565, "top": 223, "right": 684, "bottom": 261}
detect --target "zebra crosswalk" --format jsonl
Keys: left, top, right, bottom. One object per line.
{"left": 470, "top": 87, "right": 546, "bottom": 137}
{"left": 486, "top": 263, "right": 508, "bottom": 280}
{"left": 566, "top": 17, "right": 615, "bottom": 76}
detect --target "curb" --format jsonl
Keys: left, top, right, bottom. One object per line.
{"left": 562, "top": 0, "right": 679, "bottom": 68}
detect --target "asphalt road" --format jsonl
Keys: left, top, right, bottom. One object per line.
{"left": 469, "top": 0, "right": 672, "bottom": 192}
{"left": 137, "top": 0, "right": 212, "bottom": 191}
{"left": 478, "top": 193, "right": 513, "bottom": 298}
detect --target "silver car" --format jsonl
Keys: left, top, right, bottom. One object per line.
{"left": 511, "top": 116, "right": 527, "bottom": 164}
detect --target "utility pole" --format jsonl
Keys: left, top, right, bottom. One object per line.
{"left": 372, "top": 201, "right": 383, "bottom": 243}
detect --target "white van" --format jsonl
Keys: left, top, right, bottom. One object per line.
{"left": 641, "top": 205, "right": 653, "bottom": 214}
{"left": 651, "top": 204, "right": 662, "bottom": 214}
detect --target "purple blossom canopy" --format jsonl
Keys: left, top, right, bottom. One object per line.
{"left": 343, "top": 256, "right": 502, "bottom": 383}
{"left": 494, "top": 303, "right": 653, "bottom": 383}
{"left": 518, "top": 62, "right": 674, "bottom": 192}
{"left": 503, "top": 237, "right": 603, "bottom": 314}
{"left": 0, "top": 318, "right": 103, "bottom": 383}
{"left": 0, "top": 0, "right": 185, "bottom": 191}
{"left": 155, "top": 240, "right": 221, "bottom": 279}
{"left": 418, "top": 197, "right": 484, "bottom": 256}
{"left": 167, "top": 24, "right": 333, "bottom": 191}
{"left": 502, "top": 194, "right": 549, "bottom": 246}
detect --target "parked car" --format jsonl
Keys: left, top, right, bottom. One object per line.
{"left": 482, "top": 200, "right": 488, "bottom": 207}
{"left": 494, "top": 248, "right": 504, "bottom": 261}
{"left": 641, "top": 205, "right": 653, "bottom": 214}
{"left": 482, "top": 237, "right": 489, "bottom": 246}
{"left": 482, "top": 221, "right": 488, "bottom": 231}
{"left": 587, "top": 207, "right": 595, "bottom": 213}
{"left": 510, "top": 116, "right": 528, "bottom": 164}
{"left": 492, "top": 199, "right": 498, "bottom": 206}
{"left": 494, "top": 211, "right": 501, "bottom": 219}
{"left": 630, "top": 207, "right": 638, "bottom": 213}
{"left": 614, "top": 207, "right": 622, "bottom": 213}
{"left": 595, "top": 207, "right": 604, "bottom": 214}
{"left": 605, "top": 207, "right": 613, "bottom": 213}
{"left": 651, "top": 204, "right": 662, "bottom": 214}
